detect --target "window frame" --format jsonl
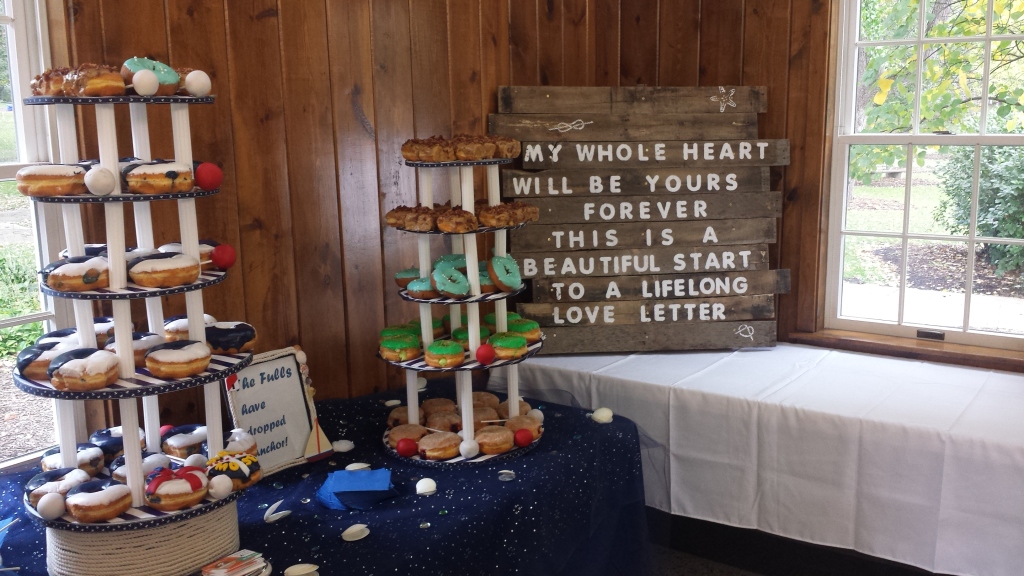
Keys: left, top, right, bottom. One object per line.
{"left": 826, "top": 0, "right": 1024, "bottom": 351}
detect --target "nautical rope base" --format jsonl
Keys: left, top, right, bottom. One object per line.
{"left": 45, "top": 501, "right": 239, "bottom": 576}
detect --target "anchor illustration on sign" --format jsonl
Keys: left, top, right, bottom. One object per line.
{"left": 711, "top": 86, "right": 737, "bottom": 113}
{"left": 735, "top": 324, "right": 755, "bottom": 340}
{"left": 548, "top": 119, "right": 593, "bottom": 132}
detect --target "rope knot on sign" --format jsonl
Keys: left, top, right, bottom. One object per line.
{"left": 735, "top": 324, "right": 755, "bottom": 340}
{"left": 548, "top": 119, "right": 593, "bottom": 132}
{"left": 711, "top": 87, "right": 737, "bottom": 113}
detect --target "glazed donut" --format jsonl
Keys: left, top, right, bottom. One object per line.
{"left": 477, "top": 203, "right": 514, "bottom": 228}
{"left": 88, "top": 426, "right": 146, "bottom": 464}
{"left": 436, "top": 209, "right": 479, "bottom": 234}
{"left": 65, "top": 479, "right": 132, "bottom": 523}
{"left": 161, "top": 425, "right": 208, "bottom": 458}
{"left": 205, "top": 322, "right": 258, "bottom": 354}
{"left": 25, "top": 467, "right": 91, "bottom": 507}
{"left": 432, "top": 266, "right": 470, "bottom": 298}
{"left": 483, "top": 311, "right": 522, "bottom": 334}
{"left": 58, "top": 244, "right": 107, "bottom": 260}
{"left": 433, "top": 253, "right": 467, "bottom": 273}
{"left": 104, "top": 331, "right": 166, "bottom": 366}
{"left": 421, "top": 398, "right": 456, "bottom": 416}
{"left": 41, "top": 256, "right": 110, "bottom": 292}
{"left": 424, "top": 340, "right": 465, "bottom": 368}
{"left": 487, "top": 255, "right": 523, "bottom": 292}
{"left": 394, "top": 267, "right": 421, "bottom": 288}
{"left": 16, "top": 164, "right": 88, "bottom": 197}
{"left": 144, "top": 466, "right": 209, "bottom": 511}
{"left": 127, "top": 252, "right": 201, "bottom": 288}
{"left": 475, "top": 425, "right": 514, "bottom": 455}
{"left": 387, "top": 405, "right": 425, "bottom": 428}
{"left": 110, "top": 451, "right": 172, "bottom": 484}
{"left": 453, "top": 135, "right": 497, "bottom": 161}
{"left": 488, "top": 332, "right": 528, "bottom": 360}
{"left": 379, "top": 334, "right": 422, "bottom": 362}
{"left": 388, "top": 423, "right": 428, "bottom": 449}
{"left": 426, "top": 412, "right": 462, "bottom": 434}
{"left": 384, "top": 205, "right": 413, "bottom": 227}
{"left": 68, "top": 64, "right": 125, "bottom": 97}
{"left": 452, "top": 325, "right": 490, "bottom": 351}
{"left": 47, "top": 348, "right": 120, "bottom": 391}
{"left": 406, "top": 277, "right": 440, "bottom": 299}
{"left": 164, "top": 314, "right": 217, "bottom": 341}
{"left": 16, "top": 340, "right": 79, "bottom": 381}
{"left": 504, "top": 415, "right": 543, "bottom": 440}
{"left": 409, "top": 317, "right": 445, "bottom": 339}
{"left": 158, "top": 240, "right": 219, "bottom": 270}
{"left": 417, "top": 431, "right": 461, "bottom": 460}
{"left": 41, "top": 443, "right": 105, "bottom": 477}
{"left": 479, "top": 272, "right": 497, "bottom": 293}
{"left": 507, "top": 318, "right": 542, "bottom": 344}
{"left": 122, "top": 159, "right": 194, "bottom": 194}
{"left": 387, "top": 205, "right": 436, "bottom": 231}
{"left": 144, "top": 340, "right": 212, "bottom": 379}
{"left": 498, "top": 399, "right": 532, "bottom": 420}
{"left": 206, "top": 451, "right": 262, "bottom": 491}
{"left": 470, "top": 406, "right": 499, "bottom": 430}
{"left": 379, "top": 324, "right": 421, "bottom": 343}
{"left": 494, "top": 136, "right": 522, "bottom": 159}
{"left": 30, "top": 67, "right": 71, "bottom": 96}
{"left": 472, "top": 391, "right": 500, "bottom": 410}
{"left": 121, "top": 57, "right": 179, "bottom": 96}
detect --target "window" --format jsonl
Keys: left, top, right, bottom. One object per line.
{"left": 0, "top": 0, "right": 74, "bottom": 464}
{"left": 828, "top": 0, "right": 1024, "bottom": 350}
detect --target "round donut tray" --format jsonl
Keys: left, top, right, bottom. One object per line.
{"left": 382, "top": 428, "right": 538, "bottom": 468}
{"left": 29, "top": 187, "right": 218, "bottom": 204}
{"left": 404, "top": 158, "right": 514, "bottom": 168}
{"left": 40, "top": 269, "right": 227, "bottom": 301}
{"left": 24, "top": 95, "right": 215, "bottom": 106}
{"left": 376, "top": 338, "right": 543, "bottom": 373}
{"left": 23, "top": 487, "right": 240, "bottom": 532}
{"left": 393, "top": 221, "right": 528, "bottom": 236}
{"left": 399, "top": 285, "right": 525, "bottom": 304}
{"left": 13, "top": 351, "right": 252, "bottom": 400}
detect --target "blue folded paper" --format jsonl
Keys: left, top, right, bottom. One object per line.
{"left": 315, "top": 469, "right": 397, "bottom": 511}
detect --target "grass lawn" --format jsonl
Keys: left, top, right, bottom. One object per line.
{"left": 0, "top": 110, "right": 18, "bottom": 164}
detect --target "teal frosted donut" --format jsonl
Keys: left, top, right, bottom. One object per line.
{"left": 121, "top": 57, "right": 179, "bottom": 95}
{"left": 479, "top": 271, "right": 497, "bottom": 293}
{"left": 434, "top": 253, "right": 467, "bottom": 272}
{"left": 432, "top": 266, "right": 470, "bottom": 298}
{"left": 406, "top": 277, "right": 439, "bottom": 299}
{"left": 394, "top": 267, "right": 421, "bottom": 288}
{"left": 487, "top": 255, "right": 522, "bottom": 292}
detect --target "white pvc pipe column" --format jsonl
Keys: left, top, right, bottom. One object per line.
{"left": 487, "top": 164, "right": 518, "bottom": 417}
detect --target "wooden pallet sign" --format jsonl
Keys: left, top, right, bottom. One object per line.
{"left": 489, "top": 85, "right": 791, "bottom": 354}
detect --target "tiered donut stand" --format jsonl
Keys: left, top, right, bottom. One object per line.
{"left": 13, "top": 94, "right": 253, "bottom": 576}
{"left": 379, "top": 157, "right": 542, "bottom": 462}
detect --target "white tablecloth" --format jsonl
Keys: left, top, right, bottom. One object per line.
{"left": 489, "top": 344, "right": 1024, "bottom": 576}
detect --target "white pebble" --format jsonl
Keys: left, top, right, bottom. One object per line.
{"left": 415, "top": 478, "right": 437, "bottom": 495}
{"left": 185, "top": 70, "right": 212, "bottom": 97}
{"left": 332, "top": 439, "right": 354, "bottom": 453}
{"left": 36, "top": 492, "right": 65, "bottom": 520}
{"left": 591, "top": 407, "right": 613, "bottom": 424}
{"left": 84, "top": 167, "right": 115, "bottom": 196}
{"left": 208, "top": 474, "right": 233, "bottom": 499}
{"left": 384, "top": 399, "right": 401, "bottom": 407}
{"left": 131, "top": 69, "right": 159, "bottom": 96}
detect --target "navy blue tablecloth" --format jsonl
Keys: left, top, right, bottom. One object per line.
{"left": 0, "top": 383, "right": 649, "bottom": 575}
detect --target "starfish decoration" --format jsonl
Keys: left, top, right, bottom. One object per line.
{"left": 711, "top": 86, "right": 737, "bottom": 113}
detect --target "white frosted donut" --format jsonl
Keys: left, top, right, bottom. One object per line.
{"left": 128, "top": 252, "right": 200, "bottom": 273}
{"left": 146, "top": 341, "right": 210, "bottom": 364}
{"left": 51, "top": 350, "right": 119, "bottom": 379}
{"left": 125, "top": 161, "right": 191, "bottom": 175}
{"left": 164, "top": 426, "right": 208, "bottom": 451}
{"left": 224, "top": 428, "right": 257, "bottom": 455}
{"left": 41, "top": 445, "right": 104, "bottom": 472}
{"left": 18, "top": 164, "right": 86, "bottom": 177}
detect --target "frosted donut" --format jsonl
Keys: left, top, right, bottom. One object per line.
{"left": 379, "top": 334, "right": 421, "bottom": 362}
{"left": 205, "top": 322, "right": 257, "bottom": 354}
{"left": 406, "top": 277, "right": 439, "bottom": 299}
{"left": 25, "top": 467, "right": 91, "bottom": 507}
{"left": 479, "top": 271, "right": 497, "bottom": 293}
{"left": 65, "top": 479, "right": 132, "bottom": 523}
{"left": 206, "top": 451, "right": 262, "bottom": 491}
{"left": 36, "top": 327, "right": 79, "bottom": 346}
{"left": 475, "top": 425, "right": 514, "bottom": 455}
{"left": 488, "top": 332, "right": 529, "bottom": 360}
{"left": 487, "top": 255, "right": 523, "bottom": 292}
{"left": 164, "top": 314, "right": 217, "bottom": 341}
{"left": 69, "top": 63, "right": 125, "bottom": 97}
{"left": 417, "top": 431, "right": 461, "bottom": 460}
{"left": 104, "top": 331, "right": 166, "bottom": 366}
{"left": 41, "top": 256, "right": 109, "bottom": 292}
{"left": 433, "top": 253, "right": 467, "bottom": 273}
{"left": 469, "top": 406, "right": 499, "bottom": 430}
{"left": 421, "top": 398, "right": 457, "bottom": 416}
{"left": 16, "top": 164, "right": 88, "bottom": 197}
{"left": 426, "top": 412, "right": 462, "bottom": 433}
{"left": 144, "top": 466, "right": 209, "bottom": 511}
{"left": 379, "top": 324, "right": 420, "bottom": 343}
{"left": 92, "top": 316, "right": 126, "bottom": 348}
{"left": 223, "top": 428, "right": 258, "bottom": 456}
{"left": 16, "top": 340, "right": 79, "bottom": 381}
{"left": 122, "top": 159, "right": 194, "bottom": 194}
{"left": 41, "top": 443, "right": 104, "bottom": 477}
{"left": 388, "top": 423, "right": 428, "bottom": 449}
{"left": 88, "top": 426, "right": 146, "bottom": 464}
{"left": 127, "top": 252, "right": 201, "bottom": 288}
{"left": 47, "top": 348, "right": 119, "bottom": 391}
{"left": 394, "top": 267, "right": 421, "bottom": 288}
{"left": 161, "top": 425, "right": 208, "bottom": 458}
{"left": 431, "top": 266, "right": 470, "bottom": 298}
{"left": 58, "top": 244, "right": 106, "bottom": 260}
{"left": 506, "top": 318, "right": 542, "bottom": 344}
{"left": 144, "top": 340, "right": 211, "bottom": 379}
{"left": 387, "top": 405, "right": 425, "bottom": 428}
{"left": 158, "top": 239, "right": 219, "bottom": 270}
{"left": 452, "top": 325, "right": 490, "bottom": 351}
{"left": 424, "top": 339, "right": 465, "bottom": 368}
{"left": 121, "top": 57, "right": 179, "bottom": 96}
{"left": 110, "top": 451, "right": 172, "bottom": 484}
{"left": 497, "top": 399, "right": 532, "bottom": 420}
{"left": 409, "top": 317, "right": 444, "bottom": 339}
{"left": 504, "top": 414, "right": 543, "bottom": 440}
{"left": 483, "top": 311, "right": 521, "bottom": 334}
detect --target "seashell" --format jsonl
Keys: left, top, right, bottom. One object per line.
{"left": 345, "top": 462, "right": 370, "bottom": 471}
{"left": 341, "top": 523, "right": 369, "bottom": 542}
{"left": 284, "top": 564, "right": 319, "bottom": 576}
{"left": 332, "top": 440, "right": 355, "bottom": 453}
{"left": 415, "top": 478, "right": 437, "bottom": 495}
{"left": 294, "top": 350, "right": 308, "bottom": 365}
{"left": 263, "top": 499, "right": 291, "bottom": 523}
{"left": 591, "top": 407, "right": 613, "bottom": 424}
{"left": 384, "top": 399, "right": 401, "bottom": 407}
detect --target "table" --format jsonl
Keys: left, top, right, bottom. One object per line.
{"left": 0, "top": 383, "right": 649, "bottom": 576}
{"left": 490, "top": 343, "right": 1024, "bottom": 576}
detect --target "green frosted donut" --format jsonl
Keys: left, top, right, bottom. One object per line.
{"left": 380, "top": 334, "right": 420, "bottom": 350}
{"left": 409, "top": 317, "right": 443, "bottom": 330}
{"left": 488, "top": 332, "right": 527, "bottom": 350}
{"left": 380, "top": 324, "right": 420, "bottom": 341}
{"left": 479, "top": 272, "right": 496, "bottom": 288}
{"left": 489, "top": 255, "right": 522, "bottom": 290}
{"left": 484, "top": 311, "right": 521, "bottom": 326}
{"left": 427, "top": 339, "right": 464, "bottom": 355}
{"left": 395, "top": 267, "right": 421, "bottom": 280}
{"left": 507, "top": 318, "right": 540, "bottom": 334}
{"left": 122, "top": 57, "right": 178, "bottom": 86}
{"left": 432, "top": 266, "right": 470, "bottom": 297}
{"left": 407, "top": 277, "right": 434, "bottom": 292}
{"left": 452, "top": 325, "right": 490, "bottom": 342}
{"left": 434, "top": 254, "right": 467, "bottom": 270}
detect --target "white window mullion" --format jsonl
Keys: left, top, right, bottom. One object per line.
{"left": 913, "top": 0, "right": 926, "bottom": 135}
{"left": 897, "top": 144, "right": 913, "bottom": 324}
{"left": 979, "top": 0, "right": 995, "bottom": 135}
{"left": 962, "top": 145, "right": 983, "bottom": 332}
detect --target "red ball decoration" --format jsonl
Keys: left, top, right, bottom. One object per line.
{"left": 195, "top": 162, "right": 223, "bottom": 191}
{"left": 513, "top": 428, "right": 533, "bottom": 448}
{"left": 159, "top": 424, "right": 174, "bottom": 436}
{"left": 475, "top": 343, "right": 496, "bottom": 365}
{"left": 211, "top": 244, "right": 236, "bottom": 270}
{"left": 395, "top": 438, "right": 418, "bottom": 458}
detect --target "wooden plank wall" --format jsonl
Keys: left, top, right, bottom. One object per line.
{"left": 46, "top": 0, "right": 833, "bottom": 410}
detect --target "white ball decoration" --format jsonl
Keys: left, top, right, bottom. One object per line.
{"left": 591, "top": 407, "right": 614, "bottom": 424}
{"left": 527, "top": 409, "right": 545, "bottom": 423}
{"left": 84, "top": 167, "right": 116, "bottom": 196}
{"left": 36, "top": 492, "right": 66, "bottom": 520}
{"left": 131, "top": 69, "right": 159, "bottom": 97}
{"left": 459, "top": 439, "right": 479, "bottom": 459}
{"left": 184, "top": 70, "right": 212, "bottom": 97}
{"left": 183, "top": 454, "right": 208, "bottom": 468}
{"left": 415, "top": 478, "right": 437, "bottom": 496}
{"left": 208, "top": 475, "right": 233, "bottom": 500}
